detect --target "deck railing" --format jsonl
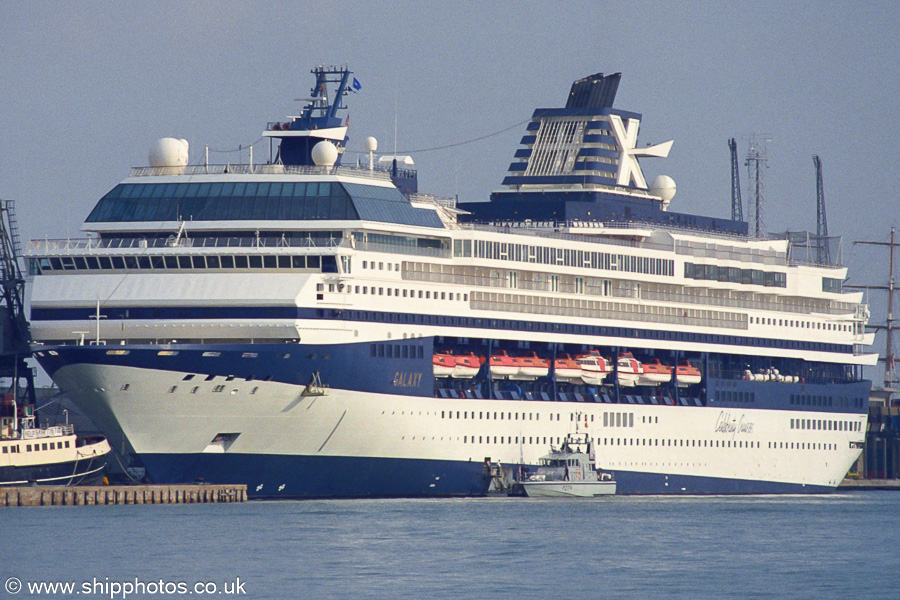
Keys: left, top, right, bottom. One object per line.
{"left": 26, "top": 236, "right": 350, "bottom": 253}
{"left": 129, "top": 163, "right": 392, "bottom": 180}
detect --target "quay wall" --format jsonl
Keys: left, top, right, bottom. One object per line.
{"left": 0, "top": 484, "right": 247, "bottom": 507}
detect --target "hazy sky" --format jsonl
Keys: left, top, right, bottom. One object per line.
{"left": 2, "top": 1, "right": 899, "bottom": 373}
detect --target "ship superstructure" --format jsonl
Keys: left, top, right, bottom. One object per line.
{"left": 25, "top": 67, "right": 876, "bottom": 496}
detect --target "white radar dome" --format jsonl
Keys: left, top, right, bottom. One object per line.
{"left": 311, "top": 140, "right": 338, "bottom": 167}
{"left": 650, "top": 175, "right": 676, "bottom": 205}
{"left": 363, "top": 136, "right": 378, "bottom": 152}
{"left": 148, "top": 137, "right": 189, "bottom": 168}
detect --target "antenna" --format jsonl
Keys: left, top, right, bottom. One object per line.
{"left": 814, "top": 155, "right": 829, "bottom": 264}
{"left": 729, "top": 138, "right": 743, "bottom": 222}
{"left": 744, "top": 135, "right": 771, "bottom": 237}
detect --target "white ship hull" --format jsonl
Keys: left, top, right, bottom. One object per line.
{"left": 24, "top": 67, "right": 878, "bottom": 499}
{"left": 42, "top": 357, "right": 868, "bottom": 497}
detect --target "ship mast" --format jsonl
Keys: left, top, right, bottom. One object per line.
{"left": 848, "top": 226, "right": 899, "bottom": 388}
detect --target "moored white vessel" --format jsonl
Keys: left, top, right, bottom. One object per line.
{"left": 1, "top": 399, "right": 110, "bottom": 486}
{"left": 520, "top": 431, "right": 616, "bottom": 498}
{"left": 24, "top": 67, "right": 876, "bottom": 497}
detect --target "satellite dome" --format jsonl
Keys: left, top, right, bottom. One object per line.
{"left": 148, "top": 138, "right": 189, "bottom": 168}
{"left": 363, "top": 136, "right": 378, "bottom": 152}
{"left": 650, "top": 175, "right": 676, "bottom": 203}
{"left": 311, "top": 140, "right": 338, "bottom": 167}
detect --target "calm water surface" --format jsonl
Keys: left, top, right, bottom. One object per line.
{"left": 3, "top": 491, "right": 899, "bottom": 599}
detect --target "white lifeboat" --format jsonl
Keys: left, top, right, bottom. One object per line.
{"left": 616, "top": 352, "right": 643, "bottom": 387}
{"left": 576, "top": 350, "right": 611, "bottom": 385}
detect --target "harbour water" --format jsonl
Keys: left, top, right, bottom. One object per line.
{"left": 3, "top": 492, "right": 899, "bottom": 599}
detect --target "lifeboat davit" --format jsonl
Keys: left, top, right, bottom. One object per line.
{"left": 489, "top": 350, "right": 518, "bottom": 379}
{"left": 514, "top": 352, "right": 550, "bottom": 380}
{"left": 433, "top": 353, "right": 456, "bottom": 378}
{"left": 576, "top": 350, "right": 611, "bottom": 385}
{"left": 675, "top": 361, "right": 702, "bottom": 387}
{"left": 639, "top": 358, "right": 673, "bottom": 386}
{"left": 452, "top": 352, "right": 483, "bottom": 379}
{"left": 554, "top": 354, "right": 582, "bottom": 382}
{"left": 616, "top": 352, "right": 643, "bottom": 387}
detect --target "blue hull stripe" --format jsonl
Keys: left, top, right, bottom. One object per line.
{"left": 136, "top": 453, "right": 833, "bottom": 497}
{"left": 139, "top": 453, "right": 491, "bottom": 499}
{"left": 610, "top": 469, "right": 833, "bottom": 495}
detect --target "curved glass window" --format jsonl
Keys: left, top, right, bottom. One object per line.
{"left": 85, "top": 180, "right": 443, "bottom": 228}
{"left": 87, "top": 181, "right": 360, "bottom": 223}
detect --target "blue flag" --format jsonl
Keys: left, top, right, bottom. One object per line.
{"left": 352, "top": 77, "right": 362, "bottom": 91}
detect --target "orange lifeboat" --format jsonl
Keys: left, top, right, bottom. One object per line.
{"left": 432, "top": 352, "right": 456, "bottom": 378}
{"left": 452, "top": 352, "right": 483, "bottom": 379}
{"left": 553, "top": 354, "right": 582, "bottom": 382}
{"left": 639, "top": 358, "right": 673, "bottom": 386}
{"left": 489, "top": 350, "right": 518, "bottom": 379}
{"left": 515, "top": 352, "right": 550, "bottom": 380}
{"left": 675, "top": 361, "right": 702, "bottom": 387}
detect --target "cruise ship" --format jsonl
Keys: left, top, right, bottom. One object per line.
{"left": 25, "top": 67, "right": 876, "bottom": 496}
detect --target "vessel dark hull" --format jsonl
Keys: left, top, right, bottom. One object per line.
{"left": 0, "top": 454, "right": 107, "bottom": 487}
{"left": 137, "top": 452, "right": 834, "bottom": 498}
{"left": 34, "top": 342, "right": 867, "bottom": 499}
{"left": 139, "top": 453, "right": 491, "bottom": 499}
